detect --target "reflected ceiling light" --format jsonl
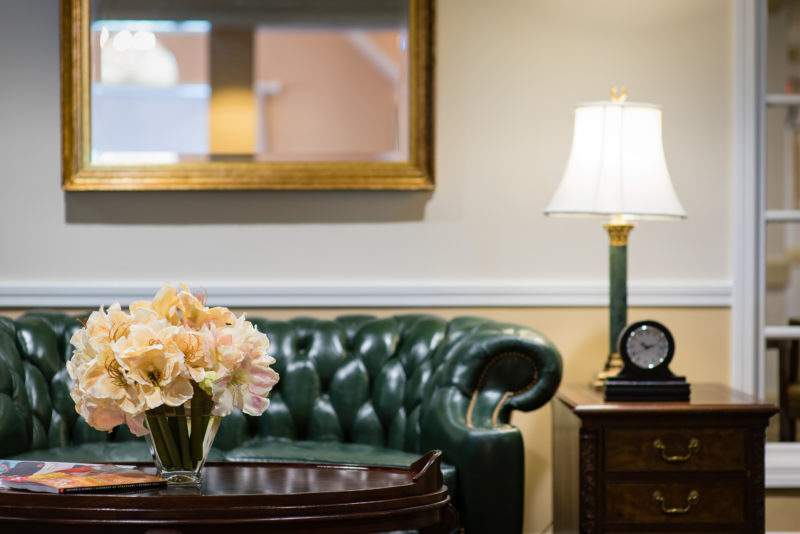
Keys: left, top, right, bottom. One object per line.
{"left": 92, "top": 151, "right": 180, "bottom": 165}
{"left": 133, "top": 30, "right": 157, "bottom": 51}
{"left": 99, "top": 26, "right": 109, "bottom": 48}
{"left": 91, "top": 19, "right": 211, "bottom": 34}
{"left": 112, "top": 30, "right": 133, "bottom": 52}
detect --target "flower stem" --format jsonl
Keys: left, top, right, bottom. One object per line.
{"left": 175, "top": 404, "right": 193, "bottom": 470}
{"left": 190, "top": 390, "right": 204, "bottom": 464}
{"left": 190, "top": 384, "right": 215, "bottom": 465}
{"left": 156, "top": 412, "right": 182, "bottom": 471}
{"left": 145, "top": 412, "right": 173, "bottom": 468}
{"left": 147, "top": 387, "right": 216, "bottom": 474}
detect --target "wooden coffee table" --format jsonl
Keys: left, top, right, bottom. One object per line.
{"left": 0, "top": 450, "right": 458, "bottom": 533}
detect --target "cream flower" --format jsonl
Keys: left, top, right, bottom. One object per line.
{"left": 177, "top": 285, "right": 236, "bottom": 329}
{"left": 130, "top": 284, "right": 181, "bottom": 325}
{"left": 67, "top": 328, "right": 97, "bottom": 378}
{"left": 115, "top": 322, "right": 193, "bottom": 409}
{"left": 67, "top": 283, "right": 279, "bottom": 435}
{"left": 77, "top": 344, "right": 144, "bottom": 416}
{"left": 178, "top": 330, "right": 211, "bottom": 382}
{"left": 85, "top": 303, "right": 132, "bottom": 344}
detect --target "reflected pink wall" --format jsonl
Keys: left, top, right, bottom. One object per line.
{"left": 254, "top": 30, "right": 406, "bottom": 157}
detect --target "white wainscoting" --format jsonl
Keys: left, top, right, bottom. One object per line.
{"left": 766, "top": 443, "right": 800, "bottom": 488}
{"left": 0, "top": 281, "right": 732, "bottom": 308}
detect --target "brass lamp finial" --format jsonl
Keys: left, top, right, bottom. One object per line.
{"left": 610, "top": 87, "right": 627, "bottom": 103}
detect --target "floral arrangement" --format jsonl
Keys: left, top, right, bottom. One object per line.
{"left": 67, "top": 283, "right": 280, "bottom": 437}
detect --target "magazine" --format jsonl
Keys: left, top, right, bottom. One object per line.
{"left": 0, "top": 461, "right": 166, "bottom": 494}
{"left": 0, "top": 460, "right": 97, "bottom": 479}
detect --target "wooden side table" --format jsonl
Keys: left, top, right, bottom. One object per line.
{"left": 552, "top": 383, "right": 777, "bottom": 533}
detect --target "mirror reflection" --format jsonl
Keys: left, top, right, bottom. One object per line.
{"left": 89, "top": 0, "right": 410, "bottom": 165}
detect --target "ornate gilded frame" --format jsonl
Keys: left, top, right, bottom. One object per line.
{"left": 60, "top": 0, "right": 434, "bottom": 191}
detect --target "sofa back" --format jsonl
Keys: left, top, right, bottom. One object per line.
{"left": 246, "top": 314, "right": 453, "bottom": 453}
{"left": 0, "top": 311, "right": 94, "bottom": 457}
{"left": 0, "top": 311, "right": 535, "bottom": 457}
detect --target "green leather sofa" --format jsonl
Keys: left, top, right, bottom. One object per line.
{"left": 0, "top": 311, "right": 562, "bottom": 533}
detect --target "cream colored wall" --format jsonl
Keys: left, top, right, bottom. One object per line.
{"left": 767, "top": 490, "right": 800, "bottom": 532}
{"left": 0, "top": 0, "right": 731, "bottom": 290}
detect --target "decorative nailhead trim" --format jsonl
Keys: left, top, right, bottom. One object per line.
{"left": 466, "top": 352, "right": 539, "bottom": 428}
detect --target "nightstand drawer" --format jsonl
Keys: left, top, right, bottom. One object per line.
{"left": 605, "top": 480, "right": 745, "bottom": 524}
{"left": 605, "top": 428, "right": 745, "bottom": 471}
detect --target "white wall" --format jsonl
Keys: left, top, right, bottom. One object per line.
{"left": 0, "top": 0, "right": 732, "bottom": 307}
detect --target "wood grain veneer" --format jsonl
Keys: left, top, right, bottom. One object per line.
{"left": 553, "top": 383, "right": 777, "bottom": 533}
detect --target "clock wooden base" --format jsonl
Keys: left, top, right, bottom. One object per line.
{"left": 604, "top": 376, "right": 690, "bottom": 402}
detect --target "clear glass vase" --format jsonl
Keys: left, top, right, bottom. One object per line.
{"left": 144, "top": 390, "right": 220, "bottom": 486}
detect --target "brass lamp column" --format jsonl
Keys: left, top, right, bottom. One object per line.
{"left": 544, "top": 88, "right": 686, "bottom": 387}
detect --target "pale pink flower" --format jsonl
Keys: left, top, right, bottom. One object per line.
{"left": 204, "top": 317, "right": 277, "bottom": 416}
{"left": 70, "top": 390, "right": 147, "bottom": 436}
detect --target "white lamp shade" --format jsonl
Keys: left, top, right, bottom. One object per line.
{"left": 545, "top": 101, "right": 686, "bottom": 219}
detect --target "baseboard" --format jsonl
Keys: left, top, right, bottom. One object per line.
{"left": 0, "top": 281, "right": 732, "bottom": 308}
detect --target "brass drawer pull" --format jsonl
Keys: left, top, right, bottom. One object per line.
{"left": 652, "top": 437, "right": 700, "bottom": 462}
{"left": 652, "top": 489, "right": 700, "bottom": 515}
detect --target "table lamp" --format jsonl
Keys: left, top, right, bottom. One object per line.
{"left": 544, "top": 88, "right": 686, "bottom": 386}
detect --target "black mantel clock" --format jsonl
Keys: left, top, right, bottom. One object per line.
{"left": 604, "top": 319, "right": 690, "bottom": 402}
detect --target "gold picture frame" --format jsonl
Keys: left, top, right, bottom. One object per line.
{"left": 60, "top": 0, "right": 434, "bottom": 191}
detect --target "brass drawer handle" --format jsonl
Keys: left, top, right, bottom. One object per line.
{"left": 652, "top": 489, "right": 700, "bottom": 515}
{"left": 652, "top": 437, "right": 700, "bottom": 462}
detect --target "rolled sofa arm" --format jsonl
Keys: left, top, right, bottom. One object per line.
{"left": 419, "top": 320, "right": 562, "bottom": 533}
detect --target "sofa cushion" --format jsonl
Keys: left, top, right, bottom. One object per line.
{"left": 225, "top": 437, "right": 457, "bottom": 500}
{"left": 8, "top": 440, "right": 226, "bottom": 463}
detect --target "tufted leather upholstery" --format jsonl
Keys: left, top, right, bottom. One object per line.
{"left": 0, "top": 311, "right": 562, "bottom": 533}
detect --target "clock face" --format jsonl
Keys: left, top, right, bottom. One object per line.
{"left": 625, "top": 324, "right": 671, "bottom": 369}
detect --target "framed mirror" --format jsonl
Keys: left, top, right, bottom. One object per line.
{"left": 60, "top": 0, "right": 434, "bottom": 191}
